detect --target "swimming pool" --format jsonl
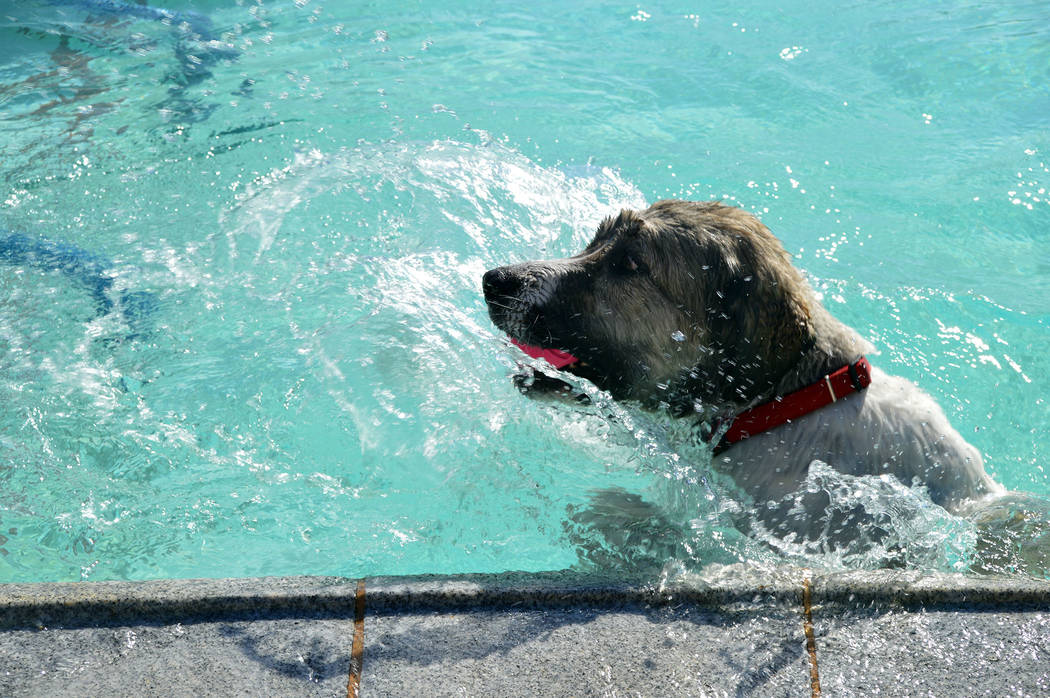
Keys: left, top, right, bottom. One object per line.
{"left": 0, "top": 0, "right": 1047, "bottom": 583}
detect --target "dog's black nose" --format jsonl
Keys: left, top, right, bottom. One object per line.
{"left": 482, "top": 266, "right": 521, "bottom": 302}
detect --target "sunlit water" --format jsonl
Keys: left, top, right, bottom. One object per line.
{"left": 0, "top": 0, "right": 1048, "bottom": 583}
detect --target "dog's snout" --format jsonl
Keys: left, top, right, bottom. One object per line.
{"left": 482, "top": 266, "right": 522, "bottom": 301}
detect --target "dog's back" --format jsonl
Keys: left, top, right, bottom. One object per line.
{"left": 717, "top": 365, "right": 1000, "bottom": 514}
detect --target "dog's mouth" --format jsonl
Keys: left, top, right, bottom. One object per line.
{"left": 510, "top": 338, "right": 580, "bottom": 369}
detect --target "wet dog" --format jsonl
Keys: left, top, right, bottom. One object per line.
{"left": 483, "top": 200, "right": 1001, "bottom": 522}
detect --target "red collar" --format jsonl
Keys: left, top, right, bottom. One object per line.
{"left": 705, "top": 357, "right": 872, "bottom": 454}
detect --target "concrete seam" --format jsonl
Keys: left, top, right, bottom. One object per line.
{"left": 347, "top": 578, "right": 366, "bottom": 698}
{"left": 802, "top": 573, "right": 821, "bottom": 697}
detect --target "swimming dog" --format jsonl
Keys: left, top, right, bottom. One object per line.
{"left": 483, "top": 200, "right": 1001, "bottom": 523}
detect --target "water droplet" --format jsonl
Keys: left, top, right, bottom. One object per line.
{"left": 671, "top": 330, "right": 686, "bottom": 342}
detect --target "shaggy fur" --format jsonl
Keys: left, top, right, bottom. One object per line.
{"left": 483, "top": 200, "right": 1001, "bottom": 516}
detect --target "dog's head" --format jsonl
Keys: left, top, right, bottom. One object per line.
{"left": 483, "top": 200, "right": 814, "bottom": 413}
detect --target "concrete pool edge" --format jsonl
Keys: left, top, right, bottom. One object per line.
{"left": 3, "top": 570, "right": 1050, "bottom": 696}
{"left": 2, "top": 568, "right": 1049, "bottom": 630}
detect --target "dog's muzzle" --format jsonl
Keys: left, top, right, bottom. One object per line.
{"left": 483, "top": 263, "right": 580, "bottom": 368}
{"left": 482, "top": 265, "right": 527, "bottom": 334}
{"left": 482, "top": 262, "right": 556, "bottom": 338}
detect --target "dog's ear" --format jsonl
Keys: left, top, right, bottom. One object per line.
{"left": 592, "top": 208, "right": 643, "bottom": 247}
{"left": 703, "top": 230, "right": 812, "bottom": 404}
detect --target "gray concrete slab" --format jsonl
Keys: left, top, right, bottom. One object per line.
{"left": 0, "top": 569, "right": 1047, "bottom": 698}
{"left": 362, "top": 602, "right": 810, "bottom": 697}
{"left": 814, "top": 605, "right": 1050, "bottom": 697}
{"left": 0, "top": 616, "right": 353, "bottom": 698}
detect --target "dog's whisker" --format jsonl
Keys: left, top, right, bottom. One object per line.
{"left": 486, "top": 299, "right": 517, "bottom": 311}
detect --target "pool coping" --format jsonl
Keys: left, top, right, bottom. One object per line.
{"left": 3, "top": 569, "right": 1050, "bottom": 696}
{"left": 2, "top": 567, "right": 1049, "bottom": 630}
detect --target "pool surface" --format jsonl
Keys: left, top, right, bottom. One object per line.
{"left": 0, "top": 0, "right": 1048, "bottom": 583}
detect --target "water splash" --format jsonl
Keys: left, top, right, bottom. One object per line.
{"left": 970, "top": 493, "right": 1050, "bottom": 579}
{"left": 741, "top": 461, "right": 976, "bottom": 573}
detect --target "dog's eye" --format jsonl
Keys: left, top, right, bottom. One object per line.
{"left": 621, "top": 253, "right": 641, "bottom": 273}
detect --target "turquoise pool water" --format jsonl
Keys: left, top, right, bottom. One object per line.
{"left": 0, "top": 0, "right": 1047, "bottom": 582}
